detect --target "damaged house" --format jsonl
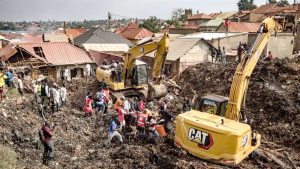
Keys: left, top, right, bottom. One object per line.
{"left": 0, "top": 42, "right": 94, "bottom": 80}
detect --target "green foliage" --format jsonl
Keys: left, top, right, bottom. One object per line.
{"left": 139, "top": 16, "right": 162, "bottom": 33}
{"left": 0, "top": 145, "right": 16, "bottom": 169}
{"left": 279, "top": 0, "right": 290, "bottom": 5}
{"left": 237, "top": 0, "right": 257, "bottom": 11}
{"left": 268, "top": 0, "right": 277, "bottom": 3}
{"left": 166, "top": 20, "right": 181, "bottom": 28}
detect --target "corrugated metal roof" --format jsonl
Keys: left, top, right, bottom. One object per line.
{"left": 227, "top": 22, "right": 261, "bottom": 33}
{"left": 119, "top": 28, "right": 153, "bottom": 40}
{"left": 0, "top": 45, "right": 17, "bottom": 61}
{"left": 66, "top": 28, "right": 87, "bottom": 38}
{"left": 199, "top": 18, "right": 224, "bottom": 27}
{"left": 187, "top": 13, "right": 212, "bottom": 20}
{"left": 18, "top": 42, "right": 93, "bottom": 65}
{"left": 89, "top": 50, "right": 123, "bottom": 66}
{"left": 147, "top": 38, "right": 200, "bottom": 61}
{"left": 43, "top": 33, "right": 69, "bottom": 42}
{"left": 215, "top": 12, "right": 237, "bottom": 19}
{"left": 251, "top": 3, "right": 280, "bottom": 14}
{"left": 74, "top": 28, "right": 133, "bottom": 47}
{"left": 179, "top": 32, "right": 246, "bottom": 41}
{"left": 82, "top": 44, "right": 129, "bottom": 52}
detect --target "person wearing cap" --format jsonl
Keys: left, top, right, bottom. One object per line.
{"left": 114, "top": 96, "right": 125, "bottom": 111}
{"left": 104, "top": 115, "right": 123, "bottom": 147}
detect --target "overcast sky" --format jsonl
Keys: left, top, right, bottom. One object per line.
{"left": 0, "top": 0, "right": 296, "bottom": 21}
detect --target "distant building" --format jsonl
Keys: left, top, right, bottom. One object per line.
{"left": 74, "top": 28, "right": 133, "bottom": 53}
{"left": 187, "top": 13, "right": 212, "bottom": 25}
{"left": 115, "top": 23, "right": 154, "bottom": 44}
{"left": 142, "top": 34, "right": 215, "bottom": 76}
{"left": 43, "top": 33, "right": 70, "bottom": 43}
{"left": 66, "top": 28, "right": 88, "bottom": 39}
{"left": 217, "top": 22, "right": 261, "bottom": 33}
{"left": 199, "top": 18, "right": 224, "bottom": 32}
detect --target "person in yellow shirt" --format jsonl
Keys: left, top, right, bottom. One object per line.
{"left": 0, "top": 69, "right": 7, "bottom": 102}
{"left": 144, "top": 109, "right": 153, "bottom": 122}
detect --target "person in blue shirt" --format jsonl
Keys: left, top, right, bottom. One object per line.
{"left": 104, "top": 115, "right": 123, "bottom": 147}
{"left": 5, "top": 69, "right": 14, "bottom": 87}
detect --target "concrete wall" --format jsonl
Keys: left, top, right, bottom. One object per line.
{"left": 55, "top": 63, "right": 97, "bottom": 81}
{"left": 248, "top": 33, "right": 294, "bottom": 59}
{"left": 199, "top": 26, "right": 218, "bottom": 32}
{"left": 169, "top": 28, "right": 198, "bottom": 35}
{"left": 210, "top": 33, "right": 248, "bottom": 51}
{"left": 179, "top": 41, "right": 211, "bottom": 73}
{"left": 250, "top": 13, "right": 264, "bottom": 22}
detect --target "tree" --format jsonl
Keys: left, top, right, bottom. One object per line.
{"left": 279, "top": 0, "right": 290, "bottom": 5}
{"left": 268, "top": 0, "right": 277, "bottom": 3}
{"left": 139, "top": 16, "right": 162, "bottom": 33}
{"left": 237, "top": 0, "right": 257, "bottom": 11}
{"left": 171, "top": 8, "right": 185, "bottom": 21}
{"left": 166, "top": 20, "right": 181, "bottom": 28}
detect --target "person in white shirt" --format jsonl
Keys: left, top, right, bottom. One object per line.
{"left": 85, "top": 64, "right": 91, "bottom": 76}
{"left": 17, "top": 75, "right": 23, "bottom": 95}
{"left": 33, "top": 81, "right": 38, "bottom": 102}
{"left": 63, "top": 68, "right": 69, "bottom": 82}
{"left": 51, "top": 83, "right": 60, "bottom": 112}
{"left": 123, "top": 99, "right": 131, "bottom": 113}
{"left": 60, "top": 84, "right": 67, "bottom": 106}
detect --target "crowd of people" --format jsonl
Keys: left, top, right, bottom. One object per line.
{"left": 102, "top": 59, "right": 124, "bottom": 83}
{"left": 81, "top": 80, "right": 181, "bottom": 148}
{"left": 33, "top": 79, "right": 67, "bottom": 165}
{"left": 210, "top": 42, "right": 273, "bottom": 64}
{"left": 210, "top": 46, "right": 227, "bottom": 64}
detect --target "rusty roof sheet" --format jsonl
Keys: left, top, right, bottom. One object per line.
{"left": 18, "top": 42, "right": 93, "bottom": 66}
{"left": 251, "top": 3, "right": 281, "bottom": 14}
{"left": 215, "top": 12, "right": 237, "bottom": 19}
{"left": 227, "top": 22, "right": 261, "bottom": 33}
{"left": 119, "top": 27, "right": 153, "bottom": 40}
{"left": 89, "top": 50, "right": 123, "bottom": 66}
{"left": 66, "top": 28, "right": 88, "bottom": 38}
{"left": 0, "top": 45, "right": 17, "bottom": 61}
{"left": 187, "top": 13, "right": 212, "bottom": 20}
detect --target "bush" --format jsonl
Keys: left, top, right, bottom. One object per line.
{"left": 0, "top": 145, "right": 16, "bottom": 169}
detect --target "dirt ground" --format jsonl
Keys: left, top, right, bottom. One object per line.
{"left": 0, "top": 57, "right": 299, "bottom": 169}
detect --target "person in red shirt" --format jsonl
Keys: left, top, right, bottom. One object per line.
{"left": 225, "top": 18, "right": 230, "bottom": 33}
{"left": 136, "top": 110, "right": 148, "bottom": 139}
{"left": 139, "top": 99, "right": 145, "bottom": 112}
{"left": 40, "top": 122, "right": 56, "bottom": 165}
{"left": 84, "top": 95, "right": 93, "bottom": 117}
{"left": 117, "top": 107, "right": 126, "bottom": 130}
{"left": 265, "top": 51, "right": 273, "bottom": 61}
{"left": 114, "top": 96, "right": 125, "bottom": 111}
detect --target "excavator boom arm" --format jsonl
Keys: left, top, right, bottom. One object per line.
{"left": 122, "top": 34, "right": 169, "bottom": 80}
{"left": 225, "top": 17, "right": 278, "bottom": 121}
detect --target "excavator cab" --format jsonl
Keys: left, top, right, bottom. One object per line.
{"left": 195, "top": 94, "right": 228, "bottom": 117}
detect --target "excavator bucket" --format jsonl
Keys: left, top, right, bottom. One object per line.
{"left": 147, "top": 82, "right": 168, "bottom": 100}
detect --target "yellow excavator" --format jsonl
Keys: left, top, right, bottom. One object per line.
{"left": 175, "top": 17, "right": 280, "bottom": 165}
{"left": 96, "top": 34, "right": 169, "bottom": 100}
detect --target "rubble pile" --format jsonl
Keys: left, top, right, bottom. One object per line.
{"left": 0, "top": 57, "right": 299, "bottom": 168}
